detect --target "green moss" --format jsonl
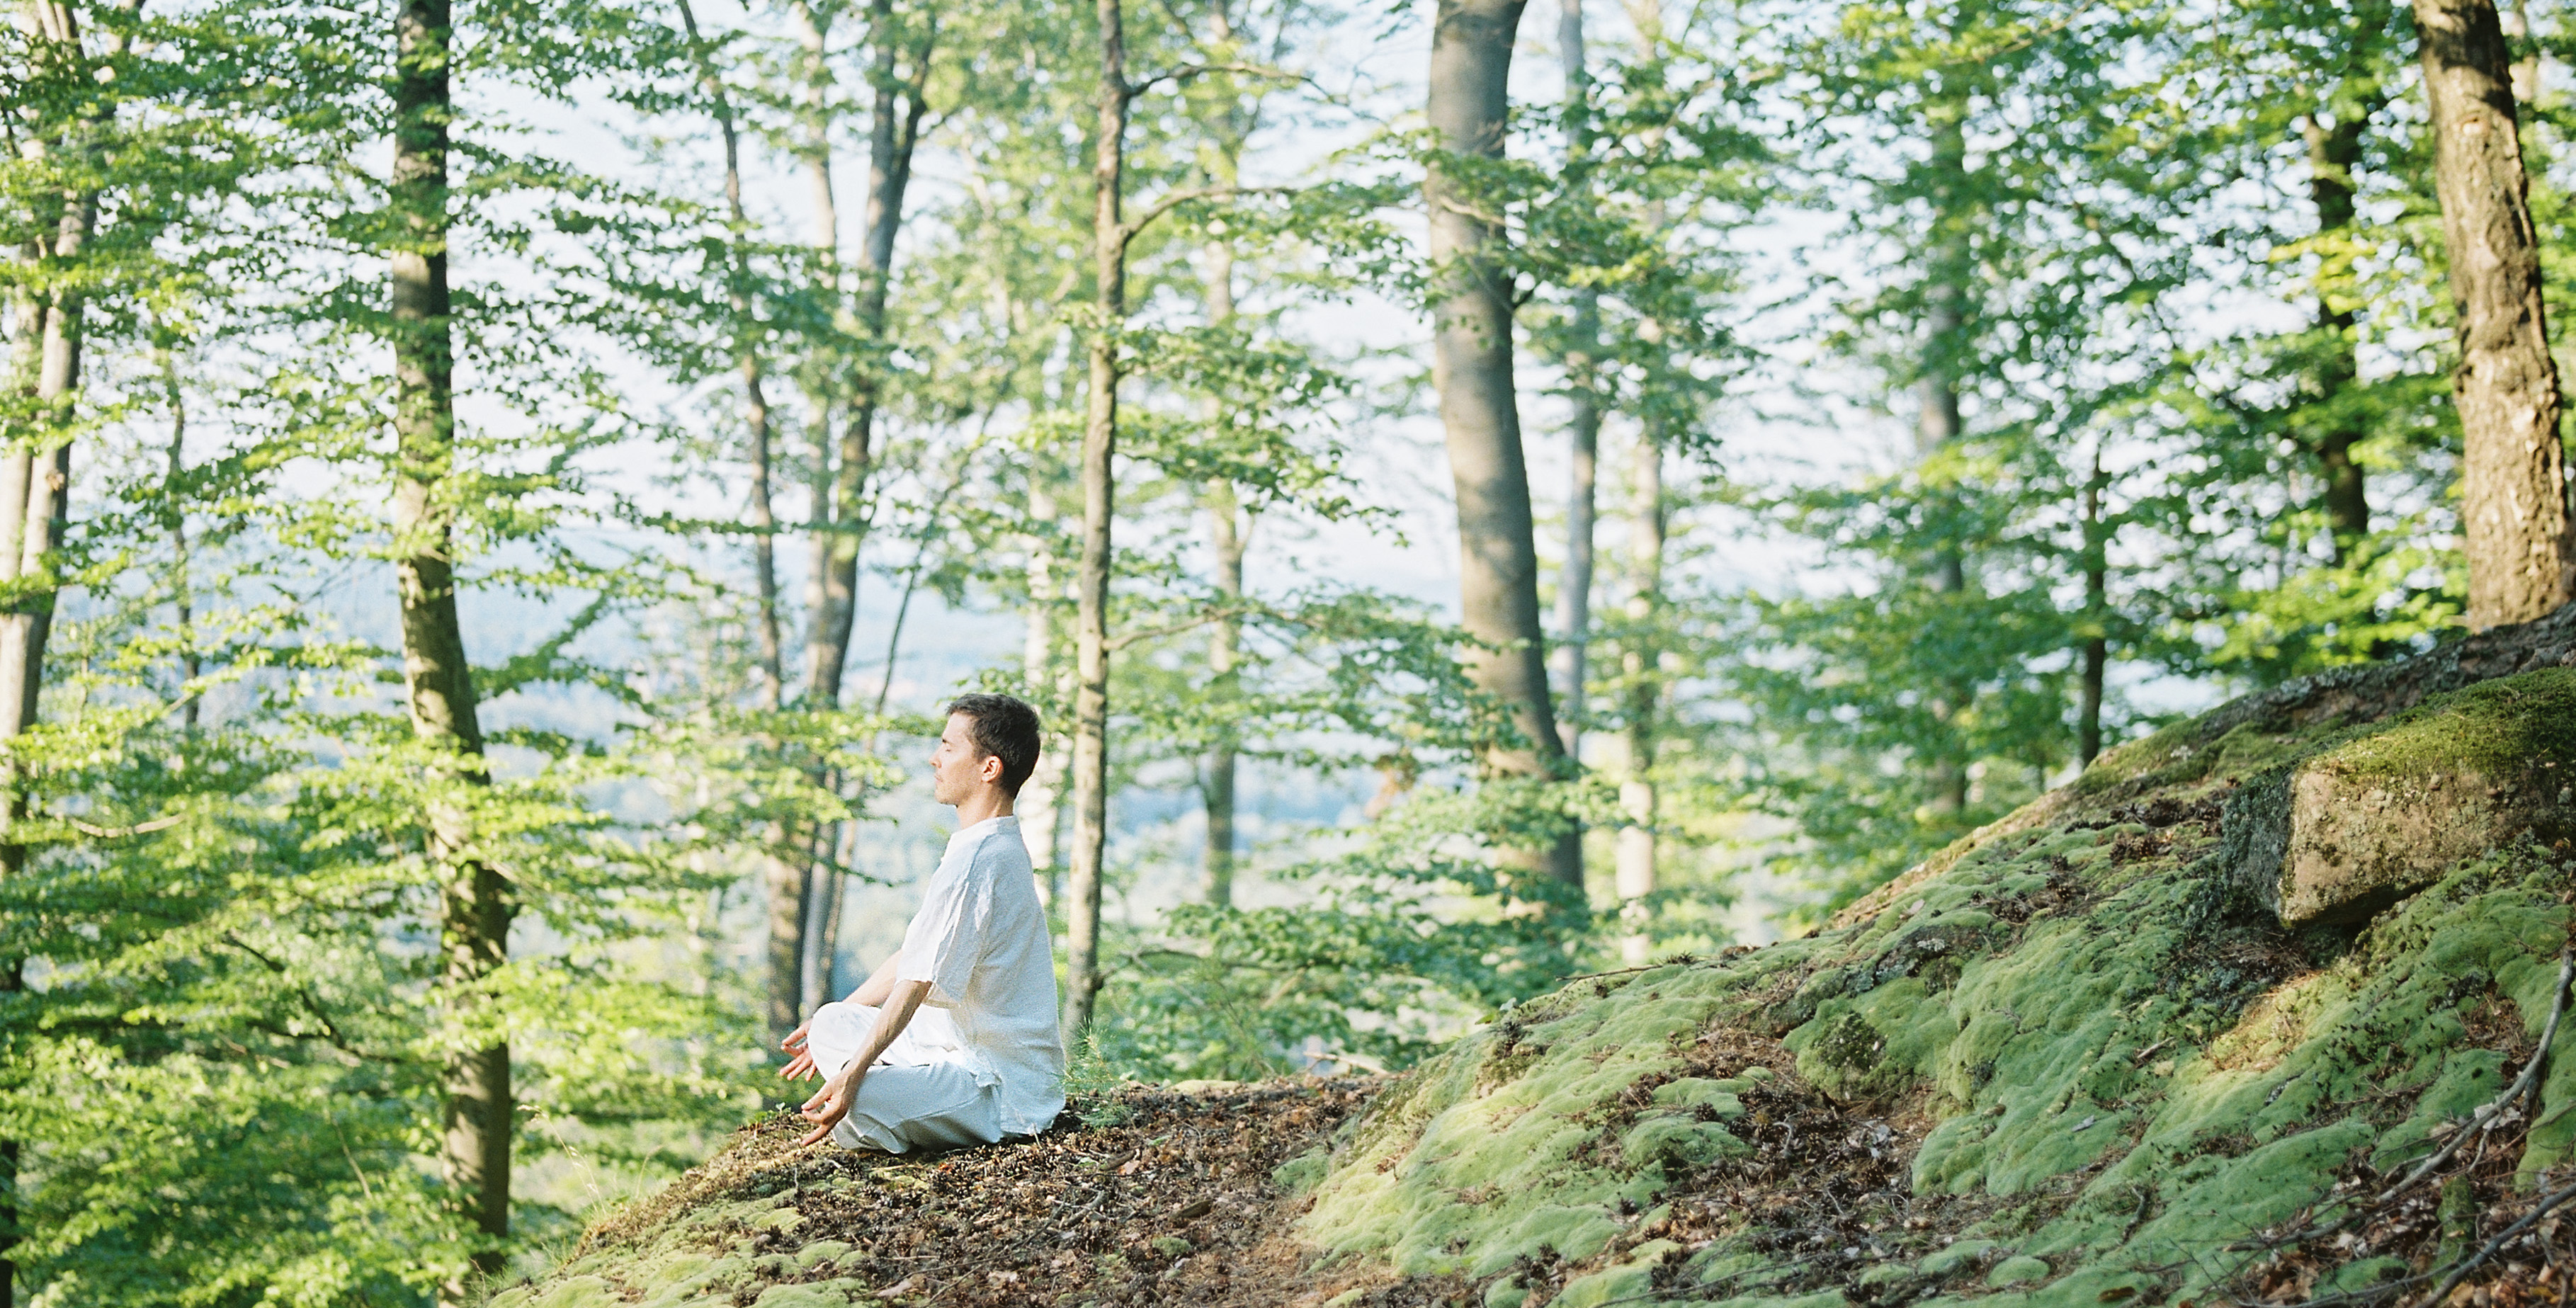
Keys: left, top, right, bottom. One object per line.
{"left": 2312, "top": 667, "right": 2576, "bottom": 783}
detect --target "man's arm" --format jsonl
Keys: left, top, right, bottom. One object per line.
{"left": 778, "top": 951, "right": 907, "bottom": 1081}
{"left": 797, "top": 978, "right": 930, "bottom": 1147}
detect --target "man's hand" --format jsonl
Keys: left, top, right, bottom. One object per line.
{"left": 797, "top": 1065, "right": 863, "bottom": 1148}
{"left": 779, "top": 1019, "right": 818, "bottom": 1081}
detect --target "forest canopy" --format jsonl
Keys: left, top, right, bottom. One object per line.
{"left": 4, "top": 0, "right": 2573, "bottom": 1302}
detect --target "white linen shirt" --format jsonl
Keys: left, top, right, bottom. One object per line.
{"left": 892, "top": 814, "right": 1065, "bottom": 1137}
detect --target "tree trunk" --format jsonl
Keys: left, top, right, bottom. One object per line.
{"left": 1919, "top": 108, "right": 1971, "bottom": 815}
{"left": 1614, "top": 429, "right": 1662, "bottom": 965}
{"left": 390, "top": 1, "right": 510, "bottom": 1293}
{"left": 1425, "top": 0, "right": 1581, "bottom": 894}
{"left": 2303, "top": 110, "right": 2373, "bottom": 555}
{"left": 0, "top": 9, "right": 93, "bottom": 1278}
{"left": 1203, "top": 478, "right": 1247, "bottom": 908}
{"left": 1552, "top": 0, "right": 1598, "bottom": 769}
{"left": 808, "top": 1, "right": 934, "bottom": 708}
{"left": 2077, "top": 446, "right": 2109, "bottom": 768}
{"left": 2413, "top": 0, "right": 2576, "bottom": 627}
{"left": 1201, "top": 228, "right": 1248, "bottom": 909}
{"left": 762, "top": 856, "right": 810, "bottom": 1039}
{"left": 1065, "top": 0, "right": 1130, "bottom": 1040}
{"left": 161, "top": 346, "right": 200, "bottom": 729}
{"left": 0, "top": 239, "right": 45, "bottom": 1308}
{"left": 1019, "top": 470, "right": 1063, "bottom": 901}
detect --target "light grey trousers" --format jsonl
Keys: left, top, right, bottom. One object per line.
{"left": 805, "top": 1001, "right": 1005, "bottom": 1154}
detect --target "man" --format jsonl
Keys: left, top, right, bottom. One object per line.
{"left": 779, "top": 693, "right": 1066, "bottom": 1151}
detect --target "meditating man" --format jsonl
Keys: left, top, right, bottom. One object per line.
{"left": 780, "top": 693, "right": 1066, "bottom": 1151}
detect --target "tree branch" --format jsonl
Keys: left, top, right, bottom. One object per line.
{"left": 1128, "top": 60, "right": 1306, "bottom": 96}
{"left": 1119, "top": 185, "right": 1294, "bottom": 249}
{"left": 67, "top": 813, "right": 181, "bottom": 838}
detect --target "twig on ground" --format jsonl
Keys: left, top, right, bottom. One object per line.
{"left": 2377, "top": 950, "right": 2573, "bottom": 1202}
{"left": 2403, "top": 1179, "right": 2576, "bottom": 1308}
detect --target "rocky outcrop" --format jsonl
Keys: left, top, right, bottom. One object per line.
{"left": 2222, "top": 670, "right": 2576, "bottom": 926}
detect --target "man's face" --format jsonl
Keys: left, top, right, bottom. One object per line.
{"left": 930, "top": 712, "right": 995, "bottom": 807}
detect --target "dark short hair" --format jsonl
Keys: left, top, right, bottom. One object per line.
{"left": 945, "top": 693, "right": 1042, "bottom": 797}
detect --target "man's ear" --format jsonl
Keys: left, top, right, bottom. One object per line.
{"left": 981, "top": 752, "right": 1004, "bottom": 783}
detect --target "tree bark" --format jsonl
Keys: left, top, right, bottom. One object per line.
{"left": 1919, "top": 108, "right": 1972, "bottom": 815}
{"left": 0, "top": 233, "right": 45, "bottom": 1308}
{"left": 1200, "top": 215, "right": 1249, "bottom": 909}
{"left": 1203, "top": 478, "right": 1247, "bottom": 908}
{"left": 1552, "top": 0, "right": 1598, "bottom": 770}
{"left": 1065, "top": 0, "right": 1130, "bottom": 1040}
{"left": 1614, "top": 429, "right": 1661, "bottom": 965}
{"left": 807, "top": 0, "right": 933, "bottom": 708}
{"left": 3, "top": 8, "right": 132, "bottom": 1303}
{"left": 161, "top": 346, "right": 200, "bottom": 729}
{"left": 2078, "top": 446, "right": 2109, "bottom": 767}
{"left": 0, "top": 217, "right": 72, "bottom": 1308}
{"left": 1425, "top": 0, "right": 1582, "bottom": 894}
{"left": 2413, "top": 0, "right": 2576, "bottom": 627}
{"left": 2303, "top": 110, "right": 2374, "bottom": 555}
{"left": 762, "top": 853, "right": 810, "bottom": 1039}
{"left": 390, "top": 1, "right": 510, "bottom": 1294}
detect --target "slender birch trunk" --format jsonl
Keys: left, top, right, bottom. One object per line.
{"left": 1552, "top": 0, "right": 1598, "bottom": 763}
{"left": 0, "top": 249, "right": 41, "bottom": 1308}
{"left": 2303, "top": 109, "right": 2374, "bottom": 555}
{"left": 1426, "top": 0, "right": 1582, "bottom": 897}
{"left": 2412, "top": 0, "right": 2576, "bottom": 627}
{"left": 2, "top": 8, "right": 133, "bottom": 1301}
{"left": 1614, "top": 428, "right": 1662, "bottom": 965}
{"left": 1065, "top": 0, "right": 1130, "bottom": 1038}
{"left": 388, "top": 1, "right": 509, "bottom": 1293}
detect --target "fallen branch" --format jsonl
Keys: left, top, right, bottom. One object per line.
{"left": 2376, "top": 950, "right": 2573, "bottom": 1204}
{"left": 2405, "top": 1178, "right": 2576, "bottom": 1308}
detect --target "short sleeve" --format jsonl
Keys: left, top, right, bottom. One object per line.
{"left": 897, "top": 841, "right": 988, "bottom": 1006}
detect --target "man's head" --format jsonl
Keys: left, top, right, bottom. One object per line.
{"left": 931, "top": 693, "right": 1042, "bottom": 808}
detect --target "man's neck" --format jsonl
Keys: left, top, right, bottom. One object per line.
{"left": 952, "top": 787, "right": 1014, "bottom": 830}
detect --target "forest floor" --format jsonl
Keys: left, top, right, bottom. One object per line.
{"left": 504, "top": 606, "right": 2576, "bottom": 1308}
{"left": 550, "top": 1080, "right": 1490, "bottom": 1308}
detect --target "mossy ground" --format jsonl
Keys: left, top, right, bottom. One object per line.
{"left": 516, "top": 666, "right": 2576, "bottom": 1308}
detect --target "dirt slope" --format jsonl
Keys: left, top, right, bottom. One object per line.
{"left": 504, "top": 605, "right": 2576, "bottom": 1308}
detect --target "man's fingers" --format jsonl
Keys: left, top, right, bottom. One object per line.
{"left": 795, "top": 1120, "right": 835, "bottom": 1149}
{"left": 779, "top": 1023, "right": 809, "bottom": 1053}
{"left": 780, "top": 1053, "right": 816, "bottom": 1080}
